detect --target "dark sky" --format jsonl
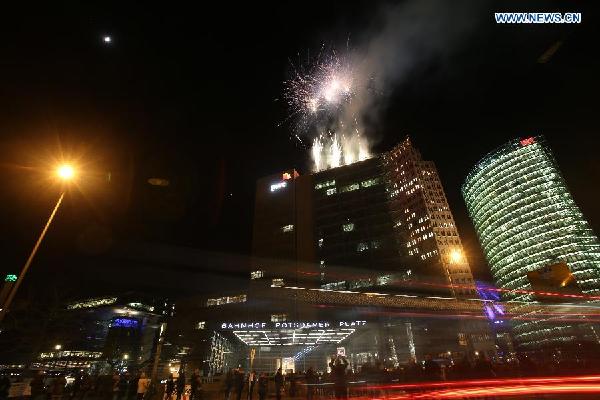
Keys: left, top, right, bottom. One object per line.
{"left": 0, "top": 1, "right": 599, "bottom": 299}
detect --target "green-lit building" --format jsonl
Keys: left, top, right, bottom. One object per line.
{"left": 462, "top": 136, "right": 600, "bottom": 350}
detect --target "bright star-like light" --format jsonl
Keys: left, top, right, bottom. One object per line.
{"left": 57, "top": 164, "right": 75, "bottom": 180}
{"left": 103, "top": 36, "right": 112, "bottom": 43}
{"left": 449, "top": 248, "right": 464, "bottom": 264}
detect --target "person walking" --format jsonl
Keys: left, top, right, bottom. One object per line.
{"left": 111, "top": 373, "right": 120, "bottom": 400}
{"left": 0, "top": 373, "right": 11, "bottom": 400}
{"left": 305, "top": 368, "right": 317, "bottom": 400}
{"left": 190, "top": 370, "right": 202, "bottom": 400}
{"left": 176, "top": 370, "right": 186, "bottom": 400}
{"left": 30, "top": 372, "right": 46, "bottom": 400}
{"left": 117, "top": 375, "right": 128, "bottom": 400}
{"left": 423, "top": 355, "right": 441, "bottom": 381}
{"left": 274, "top": 368, "right": 284, "bottom": 400}
{"left": 128, "top": 374, "right": 139, "bottom": 400}
{"left": 246, "top": 371, "right": 256, "bottom": 400}
{"left": 234, "top": 369, "right": 244, "bottom": 400}
{"left": 329, "top": 355, "right": 349, "bottom": 400}
{"left": 224, "top": 369, "right": 233, "bottom": 400}
{"left": 257, "top": 374, "right": 268, "bottom": 400}
{"left": 164, "top": 374, "right": 175, "bottom": 400}
{"left": 137, "top": 373, "right": 150, "bottom": 400}
{"left": 51, "top": 375, "right": 67, "bottom": 400}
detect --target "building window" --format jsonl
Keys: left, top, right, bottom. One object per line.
{"left": 250, "top": 270, "right": 264, "bottom": 280}
{"left": 340, "top": 183, "right": 360, "bottom": 193}
{"left": 271, "top": 314, "right": 288, "bottom": 322}
{"left": 377, "top": 275, "right": 392, "bottom": 286}
{"left": 361, "top": 178, "right": 382, "bottom": 188}
{"left": 321, "top": 281, "right": 346, "bottom": 290}
{"left": 281, "top": 224, "right": 294, "bottom": 233}
{"left": 357, "top": 242, "right": 369, "bottom": 252}
{"left": 326, "top": 188, "right": 337, "bottom": 196}
{"left": 315, "top": 180, "right": 336, "bottom": 190}
{"left": 271, "top": 278, "right": 284, "bottom": 287}
{"left": 196, "top": 321, "right": 206, "bottom": 330}
{"left": 342, "top": 223, "right": 355, "bottom": 232}
{"left": 206, "top": 294, "right": 247, "bottom": 307}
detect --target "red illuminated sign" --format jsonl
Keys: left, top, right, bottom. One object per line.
{"left": 520, "top": 137, "right": 535, "bottom": 146}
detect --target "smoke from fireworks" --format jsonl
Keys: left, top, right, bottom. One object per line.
{"left": 283, "top": 1, "right": 482, "bottom": 172}
{"left": 284, "top": 50, "right": 371, "bottom": 171}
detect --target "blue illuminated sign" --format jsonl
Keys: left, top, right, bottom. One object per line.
{"left": 112, "top": 318, "right": 139, "bottom": 328}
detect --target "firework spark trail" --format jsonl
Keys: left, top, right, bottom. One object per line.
{"left": 284, "top": 48, "right": 371, "bottom": 171}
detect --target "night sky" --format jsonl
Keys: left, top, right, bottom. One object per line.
{"left": 0, "top": 1, "right": 599, "bottom": 299}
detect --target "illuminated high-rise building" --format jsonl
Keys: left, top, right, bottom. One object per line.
{"left": 384, "top": 137, "right": 476, "bottom": 296}
{"left": 462, "top": 136, "right": 600, "bottom": 349}
{"left": 247, "top": 137, "right": 491, "bottom": 363}
{"left": 252, "top": 137, "right": 476, "bottom": 296}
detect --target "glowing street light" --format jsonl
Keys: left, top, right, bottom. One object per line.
{"left": 57, "top": 164, "right": 75, "bottom": 180}
{"left": 449, "top": 248, "right": 464, "bottom": 264}
{"left": 0, "top": 164, "right": 77, "bottom": 323}
{"left": 123, "top": 354, "right": 129, "bottom": 360}
{"left": 55, "top": 344, "right": 62, "bottom": 350}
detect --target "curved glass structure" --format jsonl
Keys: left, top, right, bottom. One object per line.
{"left": 462, "top": 136, "right": 600, "bottom": 348}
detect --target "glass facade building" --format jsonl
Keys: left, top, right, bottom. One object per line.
{"left": 462, "top": 136, "right": 600, "bottom": 349}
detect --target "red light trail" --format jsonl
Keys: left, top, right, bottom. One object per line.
{"left": 360, "top": 375, "right": 600, "bottom": 399}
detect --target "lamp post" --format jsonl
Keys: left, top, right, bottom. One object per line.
{"left": 0, "top": 164, "right": 76, "bottom": 323}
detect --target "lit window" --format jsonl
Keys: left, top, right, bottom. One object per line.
{"left": 271, "top": 278, "right": 285, "bottom": 287}
{"left": 315, "top": 180, "right": 336, "bottom": 190}
{"left": 271, "top": 314, "right": 288, "bottom": 322}
{"left": 321, "top": 281, "right": 346, "bottom": 290}
{"left": 196, "top": 321, "right": 206, "bottom": 330}
{"left": 326, "top": 188, "right": 337, "bottom": 196}
{"left": 340, "top": 183, "right": 360, "bottom": 193}
{"left": 282, "top": 224, "right": 294, "bottom": 233}
{"left": 376, "top": 275, "right": 392, "bottom": 286}
{"left": 206, "top": 294, "right": 247, "bottom": 307}
{"left": 342, "top": 223, "right": 355, "bottom": 232}
{"left": 361, "top": 178, "right": 382, "bottom": 188}
{"left": 357, "top": 242, "right": 369, "bottom": 252}
{"left": 250, "top": 270, "right": 264, "bottom": 280}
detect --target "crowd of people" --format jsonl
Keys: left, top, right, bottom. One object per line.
{"left": 221, "top": 355, "right": 352, "bottom": 400}
{"left": 216, "top": 352, "right": 600, "bottom": 399}
{"left": 0, "top": 370, "right": 158, "bottom": 400}
{"left": 1, "top": 352, "right": 598, "bottom": 400}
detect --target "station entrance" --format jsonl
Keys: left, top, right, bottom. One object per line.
{"left": 210, "top": 320, "right": 373, "bottom": 374}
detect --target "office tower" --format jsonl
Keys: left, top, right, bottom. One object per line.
{"left": 462, "top": 136, "right": 600, "bottom": 349}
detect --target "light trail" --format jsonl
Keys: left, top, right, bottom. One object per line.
{"left": 365, "top": 375, "right": 600, "bottom": 399}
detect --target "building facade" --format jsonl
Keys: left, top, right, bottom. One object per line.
{"left": 383, "top": 138, "right": 475, "bottom": 296}
{"left": 462, "top": 136, "right": 600, "bottom": 350}
{"left": 31, "top": 293, "right": 169, "bottom": 372}
{"left": 252, "top": 137, "right": 476, "bottom": 297}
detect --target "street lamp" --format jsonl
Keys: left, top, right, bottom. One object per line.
{"left": 55, "top": 344, "right": 62, "bottom": 350}
{"left": 0, "top": 164, "right": 76, "bottom": 323}
{"left": 449, "top": 248, "right": 464, "bottom": 264}
{"left": 57, "top": 164, "right": 75, "bottom": 180}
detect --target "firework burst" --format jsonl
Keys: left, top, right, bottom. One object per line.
{"left": 284, "top": 51, "right": 354, "bottom": 131}
{"left": 283, "top": 48, "right": 372, "bottom": 171}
